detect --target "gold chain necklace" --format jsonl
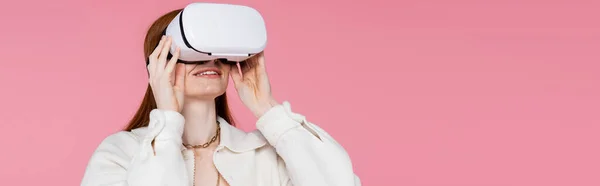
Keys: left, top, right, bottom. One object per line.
{"left": 183, "top": 123, "right": 221, "bottom": 186}
{"left": 183, "top": 123, "right": 221, "bottom": 149}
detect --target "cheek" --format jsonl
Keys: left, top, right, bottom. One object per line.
{"left": 185, "top": 65, "right": 196, "bottom": 74}
{"left": 221, "top": 65, "right": 232, "bottom": 77}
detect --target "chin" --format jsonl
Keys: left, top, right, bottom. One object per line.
{"left": 184, "top": 74, "right": 229, "bottom": 99}
{"left": 185, "top": 87, "right": 226, "bottom": 100}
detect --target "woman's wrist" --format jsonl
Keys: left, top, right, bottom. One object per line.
{"left": 254, "top": 98, "right": 280, "bottom": 118}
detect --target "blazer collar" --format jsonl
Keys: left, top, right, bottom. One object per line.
{"left": 180, "top": 116, "right": 267, "bottom": 153}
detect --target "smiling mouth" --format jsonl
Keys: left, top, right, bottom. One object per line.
{"left": 193, "top": 71, "right": 219, "bottom": 76}
{"left": 191, "top": 68, "right": 223, "bottom": 79}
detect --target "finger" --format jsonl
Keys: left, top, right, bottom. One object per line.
{"left": 150, "top": 35, "right": 166, "bottom": 59}
{"left": 245, "top": 52, "right": 263, "bottom": 73}
{"left": 174, "top": 63, "right": 186, "bottom": 89}
{"left": 236, "top": 62, "right": 244, "bottom": 79}
{"left": 230, "top": 62, "right": 243, "bottom": 86}
{"left": 174, "top": 63, "right": 185, "bottom": 111}
{"left": 148, "top": 36, "right": 166, "bottom": 76}
{"left": 165, "top": 47, "right": 180, "bottom": 74}
{"left": 157, "top": 36, "right": 172, "bottom": 74}
{"left": 257, "top": 52, "right": 267, "bottom": 73}
{"left": 156, "top": 36, "right": 172, "bottom": 74}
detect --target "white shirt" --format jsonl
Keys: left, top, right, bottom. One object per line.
{"left": 80, "top": 101, "right": 361, "bottom": 186}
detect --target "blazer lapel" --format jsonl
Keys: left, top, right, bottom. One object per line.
{"left": 214, "top": 117, "right": 267, "bottom": 186}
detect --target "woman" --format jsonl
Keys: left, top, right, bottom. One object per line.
{"left": 81, "top": 9, "right": 360, "bottom": 186}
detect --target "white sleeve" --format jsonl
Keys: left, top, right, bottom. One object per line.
{"left": 256, "top": 101, "right": 361, "bottom": 186}
{"left": 80, "top": 109, "right": 190, "bottom": 186}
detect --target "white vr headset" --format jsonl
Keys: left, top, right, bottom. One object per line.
{"left": 164, "top": 3, "right": 267, "bottom": 63}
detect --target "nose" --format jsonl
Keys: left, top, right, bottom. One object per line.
{"left": 205, "top": 60, "right": 216, "bottom": 65}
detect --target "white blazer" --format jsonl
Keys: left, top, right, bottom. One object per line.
{"left": 80, "top": 101, "right": 361, "bottom": 186}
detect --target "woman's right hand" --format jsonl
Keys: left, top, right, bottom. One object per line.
{"left": 147, "top": 35, "right": 185, "bottom": 112}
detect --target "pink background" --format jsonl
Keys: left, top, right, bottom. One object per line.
{"left": 1, "top": 0, "right": 599, "bottom": 185}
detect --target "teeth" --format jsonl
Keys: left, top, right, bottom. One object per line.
{"left": 195, "top": 71, "right": 218, "bottom": 76}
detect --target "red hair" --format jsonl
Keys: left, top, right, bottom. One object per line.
{"left": 124, "top": 9, "right": 236, "bottom": 131}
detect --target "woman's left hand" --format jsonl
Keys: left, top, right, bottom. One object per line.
{"left": 231, "top": 52, "right": 280, "bottom": 118}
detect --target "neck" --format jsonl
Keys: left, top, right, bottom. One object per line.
{"left": 180, "top": 97, "right": 219, "bottom": 147}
